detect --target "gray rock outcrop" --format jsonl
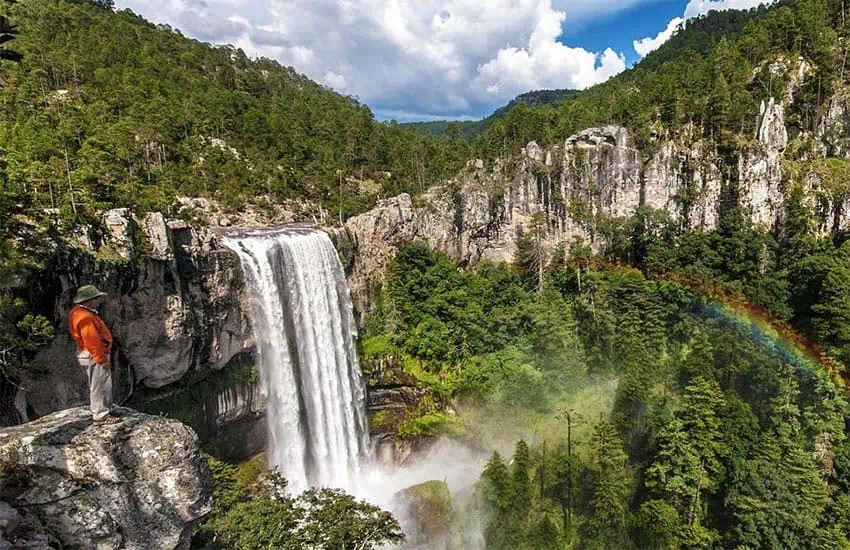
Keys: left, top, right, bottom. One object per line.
{"left": 335, "top": 124, "right": 735, "bottom": 313}
{"left": 0, "top": 407, "right": 212, "bottom": 550}
{"left": 23, "top": 209, "right": 252, "bottom": 414}
{"left": 740, "top": 97, "right": 788, "bottom": 228}
{"left": 392, "top": 480, "right": 454, "bottom": 550}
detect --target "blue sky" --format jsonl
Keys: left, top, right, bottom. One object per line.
{"left": 565, "top": 0, "right": 685, "bottom": 66}
{"left": 115, "top": 0, "right": 769, "bottom": 121}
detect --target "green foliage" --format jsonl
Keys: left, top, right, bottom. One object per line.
{"left": 0, "top": 0, "right": 466, "bottom": 223}
{"left": 481, "top": 452, "right": 511, "bottom": 513}
{"left": 581, "top": 421, "right": 632, "bottom": 548}
{"left": 196, "top": 456, "right": 404, "bottom": 550}
{"left": 789, "top": 241, "right": 850, "bottom": 366}
{"left": 294, "top": 488, "right": 405, "bottom": 549}
{"left": 402, "top": 120, "right": 484, "bottom": 140}
{"left": 510, "top": 440, "right": 532, "bottom": 516}
{"left": 634, "top": 499, "right": 682, "bottom": 550}
{"left": 0, "top": 233, "right": 54, "bottom": 421}
{"left": 397, "top": 412, "right": 461, "bottom": 438}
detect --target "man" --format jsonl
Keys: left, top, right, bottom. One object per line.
{"left": 68, "top": 285, "right": 117, "bottom": 423}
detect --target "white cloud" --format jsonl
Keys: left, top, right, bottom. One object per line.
{"left": 115, "top": 0, "right": 644, "bottom": 120}
{"left": 633, "top": 17, "right": 683, "bottom": 57}
{"left": 683, "top": 0, "right": 772, "bottom": 18}
{"left": 474, "top": 5, "right": 626, "bottom": 100}
{"left": 633, "top": 0, "right": 773, "bottom": 58}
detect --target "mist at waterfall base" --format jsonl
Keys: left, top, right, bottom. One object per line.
{"left": 222, "top": 227, "right": 488, "bottom": 546}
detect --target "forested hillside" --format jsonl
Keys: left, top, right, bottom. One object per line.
{"left": 0, "top": 0, "right": 469, "bottom": 223}
{"left": 475, "top": 0, "right": 831, "bottom": 156}
{"left": 365, "top": 240, "right": 849, "bottom": 548}
{"left": 356, "top": 0, "right": 850, "bottom": 547}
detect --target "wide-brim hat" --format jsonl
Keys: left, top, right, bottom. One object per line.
{"left": 73, "top": 285, "right": 107, "bottom": 305}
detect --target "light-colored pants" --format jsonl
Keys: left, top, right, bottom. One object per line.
{"left": 80, "top": 360, "right": 113, "bottom": 421}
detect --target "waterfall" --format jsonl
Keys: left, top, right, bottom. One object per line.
{"left": 222, "top": 227, "right": 368, "bottom": 493}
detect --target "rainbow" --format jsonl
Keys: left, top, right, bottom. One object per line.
{"left": 694, "top": 296, "right": 846, "bottom": 394}
{"left": 575, "top": 259, "right": 848, "bottom": 396}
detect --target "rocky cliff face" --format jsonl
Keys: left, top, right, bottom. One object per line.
{"left": 13, "top": 206, "right": 272, "bottom": 460}
{"left": 0, "top": 407, "right": 212, "bottom": 549}
{"left": 23, "top": 209, "right": 251, "bottom": 415}
{"left": 335, "top": 92, "right": 842, "bottom": 315}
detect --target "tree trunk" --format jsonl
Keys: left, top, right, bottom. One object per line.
{"left": 64, "top": 145, "right": 77, "bottom": 216}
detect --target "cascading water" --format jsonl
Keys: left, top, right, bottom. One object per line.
{"left": 222, "top": 227, "right": 368, "bottom": 493}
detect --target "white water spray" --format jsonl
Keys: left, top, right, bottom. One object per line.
{"left": 223, "top": 227, "right": 368, "bottom": 493}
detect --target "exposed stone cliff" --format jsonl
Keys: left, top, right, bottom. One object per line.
{"left": 14, "top": 206, "right": 267, "bottom": 460}
{"left": 334, "top": 92, "right": 841, "bottom": 315}
{"left": 0, "top": 407, "right": 212, "bottom": 550}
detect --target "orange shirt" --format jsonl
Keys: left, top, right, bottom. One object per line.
{"left": 68, "top": 305, "right": 112, "bottom": 365}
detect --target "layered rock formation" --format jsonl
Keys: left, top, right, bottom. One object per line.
{"left": 333, "top": 88, "right": 850, "bottom": 315}
{"left": 0, "top": 407, "right": 212, "bottom": 549}
{"left": 363, "top": 354, "right": 434, "bottom": 466}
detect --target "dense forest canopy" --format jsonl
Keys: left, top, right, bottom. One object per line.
{"left": 364, "top": 229, "right": 850, "bottom": 547}
{"left": 0, "top": 0, "right": 471, "bottom": 224}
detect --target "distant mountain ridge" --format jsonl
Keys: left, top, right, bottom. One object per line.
{"left": 403, "top": 88, "right": 579, "bottom": 140}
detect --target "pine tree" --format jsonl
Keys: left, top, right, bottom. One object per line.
{"left": 582, "top": 421, "right": 632, "bottom": 548}
{"left": 678, "top": 377, "right": 728, "bottom": 485}
{"left": 548, "top": 442, "right": 578, "bottom": 533}
{"left": 511, "top": 440, "right": 532, "bottom": 517}
{"left": 726, "top": 371, "right": 829, "bottom": 549}
{"left": 481, "top": 452, "right": 511, "bottom": 513}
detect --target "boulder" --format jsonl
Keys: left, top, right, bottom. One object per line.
{"left": 0, "top": 407, "right": 212, "bottom": 550}
{"left": 392, "top": 480, "right": 453, "bottom": 549}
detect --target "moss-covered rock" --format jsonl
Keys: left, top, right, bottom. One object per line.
{"left": 392, "top": 480, "right": 454, "bottom": 549}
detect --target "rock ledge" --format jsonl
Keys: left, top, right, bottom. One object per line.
{"left": 0, "top": 407, "right": 212, "bottom": 550}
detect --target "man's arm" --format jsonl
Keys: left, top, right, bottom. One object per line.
{"left": 78, "top": 317, "right": 109, "bottom": 365}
